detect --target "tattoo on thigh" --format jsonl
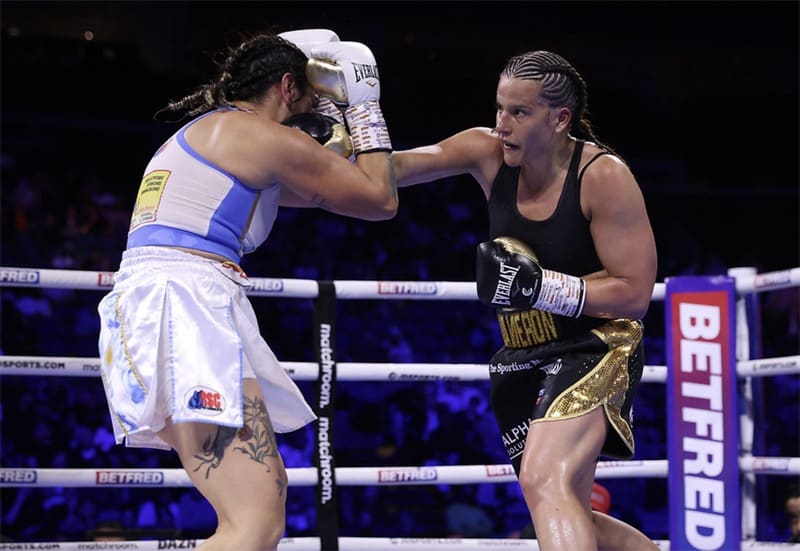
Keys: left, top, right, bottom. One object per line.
{"left": 190, "top": 395, "right": 287, "bottom": 494}
{"left": 234, "top": 395, "right": 280, "bottom": 470}
{"left": 275, "top": 468, "right": 288, "bottom": 498}
{"left": 236, "top": 395, "right": 289, "bottom": 497}
{"left": 193, "top": 426, "right": 237, "bottom": 479}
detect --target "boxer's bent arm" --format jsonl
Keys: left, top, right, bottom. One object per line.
{"left": 581, "top": 156, "right": 657, "bottom": 320}
{"left": 392, "top": 127, "right": 501, "bottom": 197}
{"left": 279, "top": 185, "right": 317, "bottom": 208}
{"left": 183, "top": 110, "right": 394, "bottom": 219}
{"left": 274, "top": 129, "right": 396, "bottom": 220}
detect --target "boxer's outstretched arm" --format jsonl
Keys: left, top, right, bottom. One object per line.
{"left": 392, "top": 127, "right": 503, "bottom": 198}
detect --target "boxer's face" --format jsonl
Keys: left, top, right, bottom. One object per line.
{"left": 284, "top": 74, "right": 317, "bottom": 117}
{"left": 292, "top": 84, "right": 317, "bottom": 115}
{"left": 494, "top": 77, "right": 557, "bottom": 165}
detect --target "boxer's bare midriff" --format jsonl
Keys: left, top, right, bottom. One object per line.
{"left": 169, "top": 246, "right": 229, "bottom": 263}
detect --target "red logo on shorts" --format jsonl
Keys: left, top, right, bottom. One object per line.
{"left": 186, "top": 387, "right": 225, "bottom": 415}
{"left": 221, "top": 261, "right": 249, "bottom": 279}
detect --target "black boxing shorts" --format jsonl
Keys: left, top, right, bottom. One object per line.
{"left": 488, "top": 318, "right": 644, "bottom": 475}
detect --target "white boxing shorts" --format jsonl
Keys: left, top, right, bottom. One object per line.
{"left": 97, "top": 246, "right": 317, "bottom": 450}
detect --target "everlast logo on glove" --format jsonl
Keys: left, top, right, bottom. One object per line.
{"left": 491, "top": 262, "right": 522, "bottom": 306}
{"left": 351, "top": 62, "right": 379, "bottom": 83}
{"left": 477, "top": 237, "right": 585, "bottom": 318}
{"left": 477, "top": 238, "right": 543, "bottom": 311}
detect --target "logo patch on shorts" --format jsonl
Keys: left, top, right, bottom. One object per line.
{"left": 186, "top": 387, "right": 225, "bottom": 415}
{"left": 539, "top": 358, "right": 563, "bottom": 376}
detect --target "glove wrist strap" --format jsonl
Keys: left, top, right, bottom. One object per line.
{"left": 344, "top": 100, "right": 392, "bottom": 154}
{"left": 532, "top": 269, "right": 586, "bottom": 318}
{"left": 314, "top": 97, "right": 346, "bottom": 126}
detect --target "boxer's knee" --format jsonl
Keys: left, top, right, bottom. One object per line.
{"left": 518, "top": 459, "right": 559, "bottom": 509}
{"left": 219, "top": 489, "right": 286, "bottom": 549}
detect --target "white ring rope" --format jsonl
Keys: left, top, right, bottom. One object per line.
{"left": 1, "top": 266, "right": 798, "bottom": 551}
{"left": 0, "top": 462, "right": 651, "bottom": 488}
{"left": 2, "top": 355, "right": 799, "bottom": 382}
{"left": 2, "top": 265, "right": 800, "bottom": 298}
{"left": 4, "top": 457, "right": 798, "bottom": 490}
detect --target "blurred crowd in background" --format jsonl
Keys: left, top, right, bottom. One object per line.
{"left": 1, "top": 2, "right": 798, "bottom": 544}
{"left": 1, "top": 132, "right": 798, "bottom": 544}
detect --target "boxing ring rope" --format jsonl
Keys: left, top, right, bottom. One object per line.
{"left": 6, "top": 456, "right": 800, "bottom": 487}
{"left": 0, "top": 462, "right": 664, "bottom": 487}
{"left": 4, "top": 354, "right": 800, "bottom": 381}
{"left": 1, "top": 266, "right": 799, "bottom": 551}
{"left": 2, "top": 265, "right": 799, "bottom": 296}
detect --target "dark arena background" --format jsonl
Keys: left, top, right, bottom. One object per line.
{"left": 1, "top": 1, "right": 798, "bottom": 546}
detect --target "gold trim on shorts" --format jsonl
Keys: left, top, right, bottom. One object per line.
{"left": 110, "top": 291, "right": 148, "bottom": 437}
{"left": 540, "top": 319, "right": 643, "bottom": 455}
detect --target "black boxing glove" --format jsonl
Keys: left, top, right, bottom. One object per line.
{"left": 282, "top": 112, "right": 354, "bottom": 158}
{"left": 476, "top": 236, "right": 586, "bottom": 318}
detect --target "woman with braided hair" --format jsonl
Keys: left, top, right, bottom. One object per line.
{"left": 393, "top": 50, "right": 658, "bottom": 550}
{"left": 97, "top": 31, "right": 396, "bottom": 550}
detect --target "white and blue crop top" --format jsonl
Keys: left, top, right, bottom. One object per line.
{"left": 126, "top": 109, "right": 279, "bottom": 263}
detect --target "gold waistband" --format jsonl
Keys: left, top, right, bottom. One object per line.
{"left": 496, "top": 309, "right": 559, "bottom": 349}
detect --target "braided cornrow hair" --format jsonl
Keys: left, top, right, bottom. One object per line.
{"left": 502, "top": 51, "right": 620, "bottom": 158}
{"left": 155, "top": 33, "right": 309, "bottom": 121}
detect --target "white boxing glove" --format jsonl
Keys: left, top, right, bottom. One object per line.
{"left": 279, "top": 29, "right": 346, "bottom": 127}
{"left": 308, "top": 41, "right": 391, "bottom": 154}
{"left": 278, "top": 28, "right": 340, "bottom": 56}
{"left": 307, "top": 41, "right": 380, "bottom": 106}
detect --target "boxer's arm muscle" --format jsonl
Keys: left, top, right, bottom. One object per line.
{"left": 581, "top": 156, "right": 657, "bottom": 319}
{"left": 274, "top": 132, "right": 395, "bottom": 220}
{"left": 392, "top": 127, "right": 501, "bottom": 197}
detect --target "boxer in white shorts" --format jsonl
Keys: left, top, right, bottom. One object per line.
{"left": 98, "top": 29, "right": 396, "bottom": 551}
{"left": 98, "top": 247, "right": 313, "bottom": 449}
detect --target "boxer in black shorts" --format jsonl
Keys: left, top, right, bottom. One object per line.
{"left": 393, "top": 50, "right": 658, "bottom": 550}
{"left": 489, "top": 313, "right": 644, "bottom": 475}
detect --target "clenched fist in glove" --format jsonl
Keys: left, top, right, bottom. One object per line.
{"left": 278, "top": 28, "right": 346, "bottom": 125}
{"left": 282, "top": 112, "right": 353, "bottom": 159}
{"left": 476, "top": 236, "right": 586, "bottom": 318}
{"left": 307, "top": 41, "right": 391, "bottom": 154}
{"left": 307, "top": 41, "right": 380, "bottom": 106}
